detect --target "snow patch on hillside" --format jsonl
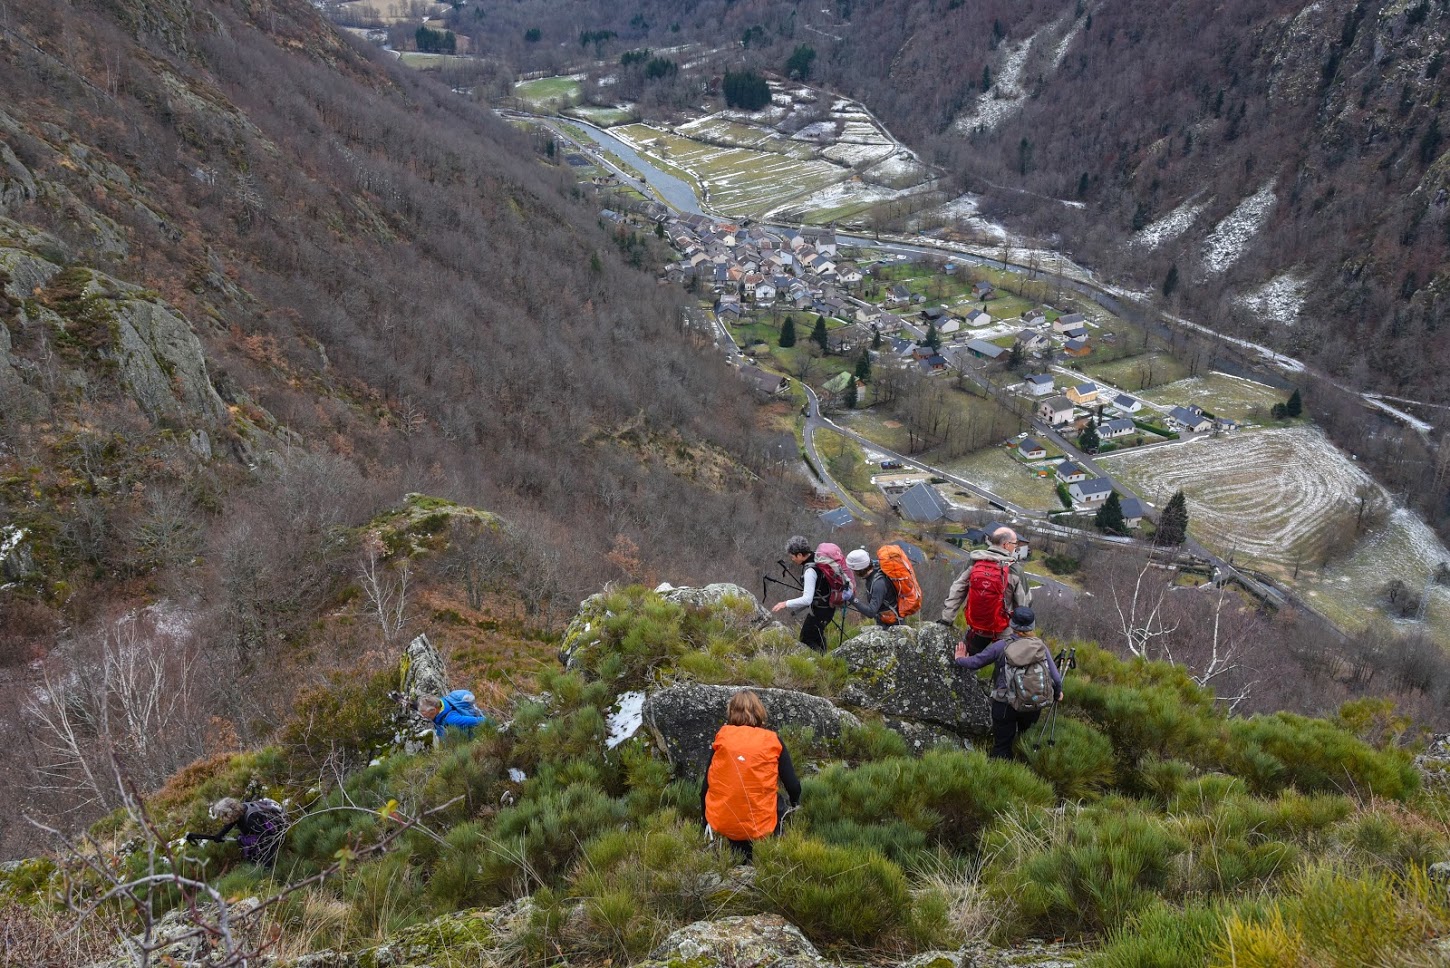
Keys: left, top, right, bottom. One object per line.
{"left": 1051, "top": 17, "right": 1084, "bottom": 68}
{"left": 952, "top": 34, "right": 1036, "bottom": 132}
{"left": 1201, "top": 181, "right": 1277, "bottom": 273}
{"left": 1129, "top": 198, "right": 1209, "bottom": 249}
{"left": 1239, "top": 273, "right": 1307, "bottom": 326}
{"left": 824, "top": 142, "right": 895, "bottom": 166}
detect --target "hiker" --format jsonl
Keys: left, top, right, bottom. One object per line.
{"left": 700, "top": 689, "right": 801, "bottom": 862}
{"left": 954, "top": 607, "right": 1063, "bottom": 761}
{"left": 846, "top": 548, "right": 897, "bottom": 626}
{"left": 186, "top": 797, "right": 286, "bottom": 867}
{"left": 939, "top": 526, "right": 1031, "bottom": 655}
{"left": 770, "top": 535, "right": 838, "bottom": 652}
{"left": 418, "top": 689, "right": 488, "bottom": 739}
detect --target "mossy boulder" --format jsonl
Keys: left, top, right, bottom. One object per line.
{"left": 643, "top": 683, "right": 860, "bottom": 775}
{"left": 835, "top": 623, "right": 990, "bottom": 739}
{"left": 639, "top": 914, "right": 827, "bottom": 968}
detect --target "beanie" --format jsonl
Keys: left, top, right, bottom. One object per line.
{"left": 1010, "top": 606, "right": 1036, "bottom": 631}
{"left": 845, "top": 549, "right": 871, "bottom": 571}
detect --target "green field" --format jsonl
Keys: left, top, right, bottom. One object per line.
{"left": 938, "top": 445, "right": 1064, "bottom": 511}
{"left": 398, "top": 52, "right": 475, "bottom": 70}
{"left": 566, "top": 105, "right": 635, "bottom": 126}
{"left": 1080, "top": 352, "right": 1190, "bottom": 393}
{"left": 514, "top": 76, "right": 582, "bottom": 110}
{"left": 1137, "top": 372, "right": 1288, "bottom": 424}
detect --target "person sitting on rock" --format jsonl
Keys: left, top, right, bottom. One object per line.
{"left": 418, "top": 690, "right": 488, "bottom": 740}
{"left": 846, "top": 548, "right": 898, "bottom": 627}
{"left": 700, "top": 689, "right": 801, "bottom": 862}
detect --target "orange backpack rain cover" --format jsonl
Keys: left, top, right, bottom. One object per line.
{"left": 704, "top": 725, "right": 782, "bottom": 841}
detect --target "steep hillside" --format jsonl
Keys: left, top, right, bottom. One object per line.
{"left": 450, "top": 0, "right": 1450, "bottom": 405}
{"left": 0, "top": 0, "right": 809, "bottom": 856}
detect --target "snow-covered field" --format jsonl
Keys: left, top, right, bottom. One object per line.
{"left": 1099, "top": 427, "right": 1450, "bottom": 640}
{"left": 1201, "top": 181, "right": 1278, "bottom": 274}
{"left": 1138, "top": 372, "right": 1286, "bottom": 422}
{"left": 939, "top": 447, "right": 1061, "bottom": 510}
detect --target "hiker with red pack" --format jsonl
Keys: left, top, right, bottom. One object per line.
{"left": 701, "top": 689, "right": 801, "bottom": 861}
{"left": 939, "top": 526, "right": 1031, "bottom": 655}
{"left": 846, "top": 545, "right": 922, "bottom": 627}
{"left": 771, "top": 535, "right": 854, "bottom": 651}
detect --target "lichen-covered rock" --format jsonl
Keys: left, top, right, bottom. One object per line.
{"left": 0, "top": 137, "right": 37, "bottom": 213}
{"left": 394, "top": 633, "right": 448, "bottom": 754}
{"left": 110, "top": 294, "right": 226, "bottom": 424}
{"left": 835, "top": 623, "right": 991, "bottom": 738}
{"left": 882, "top": 716, "right": 966, "bottom": 753}
{"left": 1415, "top": 733, "right": 1450, "bottom": 786}
{"left": 643, "top": 683, "right": 860, "bottom": 774}
{"left": 641, "top": 914, "right": 826, "bottom": 968}
{"left": 656, "top": 582, "right": 776, "bottom": 628}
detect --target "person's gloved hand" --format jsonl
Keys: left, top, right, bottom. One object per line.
{"left": 185, "top": 833, "right": 200, "bottom": 844}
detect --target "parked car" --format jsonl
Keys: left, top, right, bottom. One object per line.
{"left": 880, "top": 459, "right": 904, "bottom": 470}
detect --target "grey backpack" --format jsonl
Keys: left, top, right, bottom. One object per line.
{"left": 1003, "top": 637, "right": 1054, "bottom": 713}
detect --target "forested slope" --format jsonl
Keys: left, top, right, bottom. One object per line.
{"left": 0, "top": 0, "right": 806, "bottom": 856}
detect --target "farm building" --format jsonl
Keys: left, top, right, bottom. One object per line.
{"left": 966, "top": 339, "right": 1008, "bottom": 361}
{"left": 1064, "top": 337, "right": 1090, "bottom": 356}
{"left": 966, "top": 309, "right": 992, "bottom": 327}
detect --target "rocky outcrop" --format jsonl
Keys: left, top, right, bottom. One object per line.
{"left": 643, "top": 683, "right": 860, "bottom": 774}
{"left": 109, "top": 293, "right": 226, "bottom": 424}
{"left": 640, "top": 914, "right": 827, "bottom": 968}
{"left": 835, "top": 624, "right": 991, "bottom": 738}
{"left": 562, "top": 582, "right": 778, "bottom": 671}
{"left": 393, "top": 633, "right": 449, "bottom": 754}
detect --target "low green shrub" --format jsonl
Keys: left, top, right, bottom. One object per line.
{"left": 1021, "top": 716, "right": 1117, "bottom": 801}
{"left": 986, "top": 798, "right": 1185, "bottom": 939}
{"left": 835, "top": 720, "right": 910, "bottom": 763}
{"left": 803, "top": 750, "right": 1054, "bottom": 863}
{"left": 755, "top": 832, "right": 911, "bottom": 947}
{"left": 479, "top": 780, "right": 627, "bottom": 898}
{"left": 1219, "top": 713, "right": 1419, "bottom": 800}
{"left": 1085, "top": 897, "right": 1268, "bottom": 968}
{"left": 278, "top": 667, "right": 398, "bottom": 774}
{"left": 1331, "top": 804, "right": 1450, "bottom": 872}
{"left": 1133, "top": 757, "right": 1195, "bottom": 807}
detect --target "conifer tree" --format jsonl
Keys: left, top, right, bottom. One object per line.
{"left": 1163, "top": 263, "right": 1179, "bottom": 298}
{"left": 1157, "top": 489, "right": 1189, "bottom": 546}
{"left": 779, "top": 316, "right": 796, "bottom": 347}
{"left": 844, "top": 380, "right": 859, "bottom": 409}
{"left": 812, "top": 315, "right": 830, "bottom": 352}
{"left": 1095, "top": 491, "right": 1126, "bottom": 535}
{"left": 855, "top": 348, "right": 872, "bottom": 382}
{"left": 1286, "top": 388, "right": 1302, "bottom": 418}
{"left": 871, "top": 329, "right": 882, "bottom": 350}
{"left": 924, "top": 321, "right": 941, "bottom": 350}
{"left": 1078, "top": 420, "right": 1100, "bottom": 453}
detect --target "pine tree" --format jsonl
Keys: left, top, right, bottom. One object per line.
{"left": 854, "top": 348, "right": 872, "bottom": 382}
{"left": 1095, "top": 491, "right": 1126, "bottom": 535}
{"left": 1156, "top": 489, "right": 1189, "bottom": 546}
{"left": 843, "top": 380, "right": 859, "bottom": 409}
{"left": 1286, "top": 388, "right": 1303, "bottom": 418}
{"left": 1008, "top": 342, "right": 1024, "bottom": 369}
{"left": 812, "top": 315, "right": 830, "bottom": 353}
{"left": 1078, "top": 420, "right": 1100, "bottom": 453}
{"left": 924, "top": 321, "right": 941, "bottom": 350}
{"left": 779, "top": 316, "right": 796, "bottom": 347}
{"left": 871, "top": 329, "right": 882, "bottom": 350}
{"left": 1163, "top": 263, "right": 1179, "bottom": 298}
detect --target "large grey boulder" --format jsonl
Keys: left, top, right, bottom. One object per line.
{"left": 394, "top": 633, "right": 449, "bottom": 754}
{"left": 640, "top": 914, "right": 826, "bottom": 968}
{"left": 643, "top": 683, "right": 860, "bottom": 775}
{"left": 835, "top": 623, "right": 991, "bottom": 738}
{"left": 110, "top": 294, "right": 226, "bottom": 425}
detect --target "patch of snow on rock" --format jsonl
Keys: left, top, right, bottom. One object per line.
{"left": 606, "top": 690, "right": 646, "bottom": 749}
{"left": 1201, "top": 181, "right": 1277, "bottom": 274}
{"left": 508, "top": 767, "right": 527, "bottom": 783}
{"left": 1239, "top": 273, "right": 1307, "bottom": 326}
{"left": 792, "top": 121, "right": 837, "bottom": 141}
{"left": 1130, "top": 198, "right": 1209, "bottom": 249}
{"left": 953, "top": 34, "right": 1036, "bottom": 132}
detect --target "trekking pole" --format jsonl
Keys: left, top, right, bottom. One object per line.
{"left": 1033, "top": 648, "right": 1075, "bottom": 752}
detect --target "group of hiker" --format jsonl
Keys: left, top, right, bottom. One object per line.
{"left": 196, "top": 527, "right": 1060, "bottom": 869}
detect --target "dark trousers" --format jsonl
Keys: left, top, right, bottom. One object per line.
{"left": 990, "top": 699, "right": 1041, "bottom": 761}
{"left": 964, "top": 628, "right": 998, "bottom": 656}
{"left": 800, "top": 606, "right": 836, "bottom": 652}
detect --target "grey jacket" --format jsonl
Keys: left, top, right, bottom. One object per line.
{"left": 940, "top": 547, "right": 1031, "bottom": 625}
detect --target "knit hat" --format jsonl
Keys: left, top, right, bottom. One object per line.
{"left": 1010, "top": 606, "right": 1036, "bottom": 631}
{"left": 845, "top": 549, "right": 871, "bottom": 571}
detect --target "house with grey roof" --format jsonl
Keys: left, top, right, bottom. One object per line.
{"left": 1017, "top": 329, "right": 1049, "bottom": 352}
{"left": 966, "top": 338, "right": 1008, "bottom": 361}
{"left": 1018, "top": 438, "right": 1048, "bottom": 460}
{"left": 1023, "top": 373, "right": 1055, "bottom": 396}
{"left": 896, "top": 481, "right": 951, "bottom": 523}
{"left": 1111, "top": 394, "right": 1142, "bottom": 414}
{"left": 965, "top": 308, "right": 992, "bottom": 327}
{"left": 1054, "top": 312, "right": 1087, "bottom": 333}
{"left": 1064, "top": 337, "right": 1090, "bottom": 356}
{"left": 1069, "top": 478, "right": 1114, "bottom": 505}
{"left": 1039, "top": 395, "right": 1075, "bottom": 426}
{"left": 819, "top": 506, "right": 855, "bottom": 530}
{"left": 1169, "top": 406, "right": 1212, "bottom": 432}
{"left": 1118, "top": 497, "right": 1146, "bottom": 528}
{"left": 739, "top": 366, "right": 789, "bottom": 397}
{"left": 1065, "top": 382, "right": 1100, "bottom": 405}
{"left": 1056, "top": 461, "right": 1087, "bottom": 484}
{"left": 1099, "top": 418, "right": 1137, "bottom": 439}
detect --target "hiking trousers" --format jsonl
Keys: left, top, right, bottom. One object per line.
{"left": 989, "top": 699, "right": 1041, "bottom": 761}
{"left": 800, "top": 605, "right": 835, "bottom": 652}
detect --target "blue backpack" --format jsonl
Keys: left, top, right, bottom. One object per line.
{"left": 441, "top": 689, "right": 483, "bottom": 717}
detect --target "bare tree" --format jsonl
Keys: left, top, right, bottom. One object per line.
{"left": 357, "top": 531, "right": 411, "bottom": 646}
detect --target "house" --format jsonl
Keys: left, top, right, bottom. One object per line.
{"left": 1056, "top": 461, "right": 1087, "bottom": 484}
{"left": 837, "top": 264, "right": 863, "bottom": 285}
{"left": 1023, "top": 373, "right": 1056, "bottom": 396}
{"left": 1017, "top": 329, "right": 1049, "bottom": 352}
{"left": 965, "top": 309, "right": 992, "bottom": 327}
{"left": 890, "top": 337, "right": 915, "bottom": 357}
{"left": 1119, "top": 497, "right": 1146, "bottom": 528}
{"left": 973, "top": 281, "right": 996, "bottom": 300}
{"left": 819, "top": 506, "right": 855, "bottom": 530}
{"left": 1064, "top": 337, "right": 1091, "bottom": 357}
{"left": 939, "top": 317, "right": 962, "bottom": 334}
{"left": 1023, "top": 308, "right": 1047, "bottom": 326}
{"left": 1018, "top": 438, "right": 1048, "bottom": 460}
{"left": 1061, "top": 326, "right": 1089, "bottom": 341}
{"left": 716, "top": 302, "right": 742, "bottom": 321}
{"left": 1065, "top": 382, "right": 1099, "bottom": 406}
{"left": 919, "top": 354, "right": 949, "bottom": 373}
{"left": 739, "top": 367, "right": 789, "bottom": 397}
{"left": 887, "top": 284, "right": 912, "bottom": 304}
{"left": 897, "top": 481, "right": 952, "bottom": 523}
{"left": 1039, "top": 395, "right": 1075, "bottom": 426}
{"left": 1111, "top": 394, "right": 1142, "bottom": 414}
{"left": 1069, "top": 478, "right": 1114, "bottom": 505}
{"left": 966, "top": 339, "right": 1008, "bottom": 361}
{"left": 1054, "top": 312, "right": 1087, "bottom": 334}
{"left": 1169, "top": 406, "right": 1212, "bottom": 433}
{"left": 921, "top": 306, "right": 947, "bottom": 322}
{"left": 1215, "top": 417, "right": 1240, "bottom": 432}
{"left": 1099, "top": 418, "right": 1137, "bottom": 439}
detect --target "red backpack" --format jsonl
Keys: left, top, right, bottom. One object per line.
{"left": 813, "top": 542, "right": 856, "bottom": 608}
{"left": 876, "top": 545, "right": 921, "bottom": 625}
{"left": 963, "top": 559, "right": 1011, "bottom": 635}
